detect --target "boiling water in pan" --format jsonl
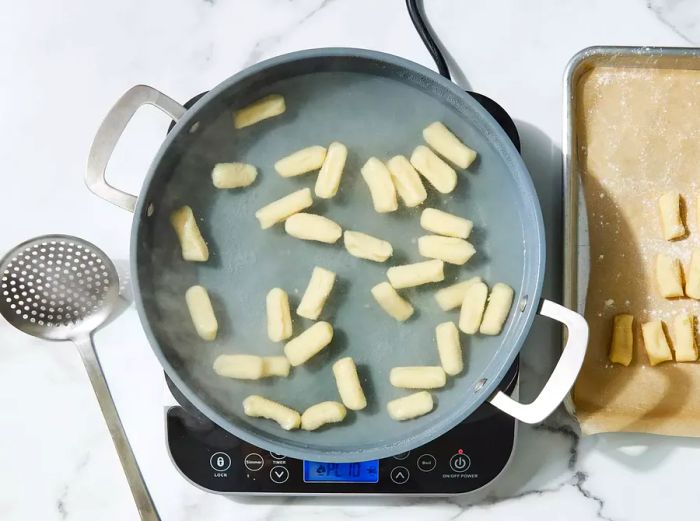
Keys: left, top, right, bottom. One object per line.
{"left": 135, "top": 69, "right": 534, "bottom": 457}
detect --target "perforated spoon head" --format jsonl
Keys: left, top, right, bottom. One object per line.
{"left": 0, "top": 235, "right": 119, "bottom": 341}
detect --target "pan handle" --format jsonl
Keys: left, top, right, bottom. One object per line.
{"left": 488, "top": 299, "right": 588, "bottom": 424}
{"left": 86, "top": 85, "right": 186, "bottom": 213}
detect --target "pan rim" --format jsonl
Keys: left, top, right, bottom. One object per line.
{"left": 130, "top": 47, "right": 545, "bottom": 462}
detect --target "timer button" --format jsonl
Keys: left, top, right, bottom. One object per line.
{"left": 270, "top": 465, "right": 290, "bottom": 484}
{"left": 210, "top": 452, "right": 231, "bottom": 472}
{"left": 416, "top": 454, "right": 436, "bottom": 472}
{"left": 269, "top": 451, "right": 286, "bottom": 460}
{"left": 390, "top": 466, "right": 410, "bottom": 484}
{"left": 449, "top": 452, "right": 471, "bottom": 473}
{"left": 244, "top": 453, "right": 264, "bottom": 472}
{"left": 393, "top": 451, "right": 410, "bottom": 460}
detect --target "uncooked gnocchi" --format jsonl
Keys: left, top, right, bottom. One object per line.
{"left": 655, "top": 254, "right": 684, "bottom": 298}
{"left": 275, "top": 146, "right": 327, "bottom": 177}
{"left": 262, "top": 356, "right": 291, "bottom": 377}
{"left": 410, "top": 145, "right": 457, "bottom": 194}
{"left": 387, "top": 260, "right": 445, "bottom": 289}
{"left": 242, "top": 395, "right": 300, "bottom": 430}
{"left": 608, "top": 314, "right": 633, "bottom": 366}
{"left": 672, "top": 314, "right": 698, "bottom": 362}
{"left": 360, "top": 157, "right": 398, "bottom": 213}
{"left": 371, "top": 282, "right": 414, "bottom": 321}
{"left": 420, "top": 208, "right": 473, "bottom": 239}
{"left": 266, "top": 288, "right": 293, "bottom": 342}
{"left": 315, "top": 142, "right": 348, "bottom": 199}
{"left": 211, "top": 162, "right": 258, "bottom": 189}
{"left": 685, "top": 249, "right": 700, "bottom": 299}
{"left": 386, "top": 155, "right": 428, "bottom": 207}
{"left": 423, "top": 121, "right": 477, "bottom": 169}
{"left": 641, "top": 320, "right": 673, "bottom": 366}
{"left": 234, "top": 94, "right": 286, "bottom": 129}
{"left": 255, "top": 188, "right": 313, "bottom": 229}
{"left": 297, "top": 267, "right": 336, "bottom": 320}
{"left": 170, "top": 206, "right": 209, "bottom": 262}
{"left": 436, "top": 322, "right": 463, "bottom": 375}
{"left": 459, "top": 281, "right": 488, "bottom": 334}
{"left": 284, "top": 321, "right": 334, "bottom": 366}
{"left": 480, "top": 283, "right": 514, "bottom": 335}
{"left": 343, "top": 231, "right": 393, "bottom": 262}
{"left": 657, "top": 190, "right": 685, "bottom": 240}
{"left": 418, "top": 235, "right": 476, "bottom": 265}
{"left": 185, "top": 285, "right": 218, "bottom": 341}
{"left": 213, "top": 354, "right": 264, "bottom": 380}
{"left": 332, "top": 357, "right": 367, "bottom": 411}
{"left": 390, "top": 366, "right": 446, "bottom": 389}
{"left": 301, "top": 401, "right": 347, "bottom": 431}
{"left": 434, "top": 276, "right": 482, "bottom": 311}
{"left": 387, "top": 391, "right": 434, "bottom": 421}
{"left": 284, "top": 213, "right": 342, "bottom": 244}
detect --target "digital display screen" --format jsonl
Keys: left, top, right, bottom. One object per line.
{"left": 303, "top": 460, "right": 379, "bottom": 483}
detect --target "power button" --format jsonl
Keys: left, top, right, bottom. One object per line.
{"left": 449, "top": 452, "right": 471, "bottom": 473}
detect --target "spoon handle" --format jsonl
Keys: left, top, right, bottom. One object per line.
{"left": 73, "top": 335, "right": 160, "bottom": 521}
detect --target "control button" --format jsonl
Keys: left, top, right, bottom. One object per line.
{"left": 270, "top": 465, "right": 290, "bottom": 484}
{"left": 269, "top": 451, "right": 286, "bottom": 460}
{"left": 416, "top": 454, "right": 437, "bottom": 472}
{"left": 449, "top": 452, "right": 471, "bottom": 473}
{"left": 210, "top": 452, "right": 231, "bottom": 472}
{"left": 390, "top": 466, "right": 410, "bottom": 484}
{"left": 393, "top": 451, "right": 411, "bottom": 460}
{"left": 244, "top": 453, "right": 264, "bottom": 472}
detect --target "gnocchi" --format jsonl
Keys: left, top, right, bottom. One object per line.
{"left": 360, "top": 157, "right": 398, "bottom": 213}
{"left": 418, "top": 235, "right": 476, "bottom": 265}
{"left": 343, "top": 230, "right": 393, "bottom": 262}
{"left": 387, "top": 391, "right": 434, "bottom": 421}
{"left": 301, "top": 401, "right": 347, "bottom": 431}
{"left": 266, "top": 288, "right": 293, "bottom": 342}
{"left": 284, "top": 321, "right": 334, "bottom": 366}
{"left": 332, "top": 357, "right": 367, "bottom": 410}
{"left": 685, "top": 249, "right": 700, "bottom": 299}
{"left": 234, "top": 94, "right": 286, "bottom": 129}
{"left": 390, "top": 366, "right": 446, "bottom": 389}
{"left": 435, "top": 322, "right": 463, "bottom": 375}
{"left": 608, "top": 314, "right": 634, "bottom": 366}
{"left": 170, "top": 206, "right": 209, "bottom": 262}
{"left": 423, "top": 121, "right": 477, "bottom": 169}
{"left": 315, "top": 142, "right": 348, "bottom": 199}
{"left": 387, "top": 260, "right": 445, "bottom": 289}
{"left": 371, "top": 282, "right": 414, "bottom": 321}
{"left": 410, "top": 145, "right": 457, "bottom": 194}
{"left": 262, "top": 356, "right": 291, "bottom": 377}
{"left": 185, "top": 285, "right": 218, "bottom": 341}
{"left": 242, "top": 395, "right": 300, "bottom": 430}
{"left": 420, "top": 208, "right": 473, "bottom": 239}
{"left": 386, "top": 155, "right": 428, "bottom": 207}
{"left": 434, "top": 276, "right": 482, "bottom": 311}
{"left": 297, "top": 267, "right": 336, "bottom": 320}
{"left": 284, "top": 213, "right": 342, "bottom": 244}
{"left": 255, "top": 188, "right": 313, "bottom": 229}
{"left": 275, "top": 146, "right": 327, "bottom": 177}
{"left": 458, "top": 281, "right": 488, "bottom": 334}
{"left": 641, "top": 320, "right": 673, "bottom": 366}
{"left": 213, "top": 354, "right": 265, "bottom": 380}
{"left": 211, "top": 162, "right": 258, "bottom": 189}
{"left": 672, "top": 314, "right": 698, "bottom": 362}
{"left": 479, "top": 283, "right": 514, "bottom": 335}
{"left": 658, "top": 190, "right": 685, "bottom": 240}
{"left": 655, "top": 254, "right": 684, "bottom": 298}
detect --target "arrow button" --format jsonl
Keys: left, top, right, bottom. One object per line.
{"left": 269, "top": 465, "right": 290, "bottom": 484}
{"left": 390, "top": 466, "right": 410, "bottom": 484}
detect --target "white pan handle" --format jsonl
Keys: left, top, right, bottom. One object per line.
{"left": 488, "top": 299, "right": 588, "bottom": 423}
{"left": 86, "top": 85, "right": 186, "bottom": 213}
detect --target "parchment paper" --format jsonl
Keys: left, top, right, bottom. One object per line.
{"left": 574, "top": 66, "right": 700, "bottom": 436}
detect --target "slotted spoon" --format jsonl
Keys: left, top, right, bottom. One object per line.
{"left": 0, "top": 234, "right": 158, "bottom": 521}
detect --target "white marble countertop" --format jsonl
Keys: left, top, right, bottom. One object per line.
{"left": 2, "top": 1, "right": 700, "bottom": 520}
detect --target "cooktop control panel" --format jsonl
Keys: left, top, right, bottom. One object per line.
{"left": 165, "top": 361, "right": 517, "bottom": 495}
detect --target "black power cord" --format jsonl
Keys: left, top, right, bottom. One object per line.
{"left": 406, "top": 0, "right": 451, "bottom": 80}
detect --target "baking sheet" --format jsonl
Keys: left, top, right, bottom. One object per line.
{"left": 566, "top": 48, "right": 700, "bottom": 436}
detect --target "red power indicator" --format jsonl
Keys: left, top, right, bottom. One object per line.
{"left": 457, "top": 449, "right": 463, "bottom": 454}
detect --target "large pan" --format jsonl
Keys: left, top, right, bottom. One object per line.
{"left": 86, "top": 48, "right": 587, "bottom": 462}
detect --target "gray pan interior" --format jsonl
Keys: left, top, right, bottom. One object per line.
{"left": 131, "top": 49, "right": 545, "bottom": 462}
